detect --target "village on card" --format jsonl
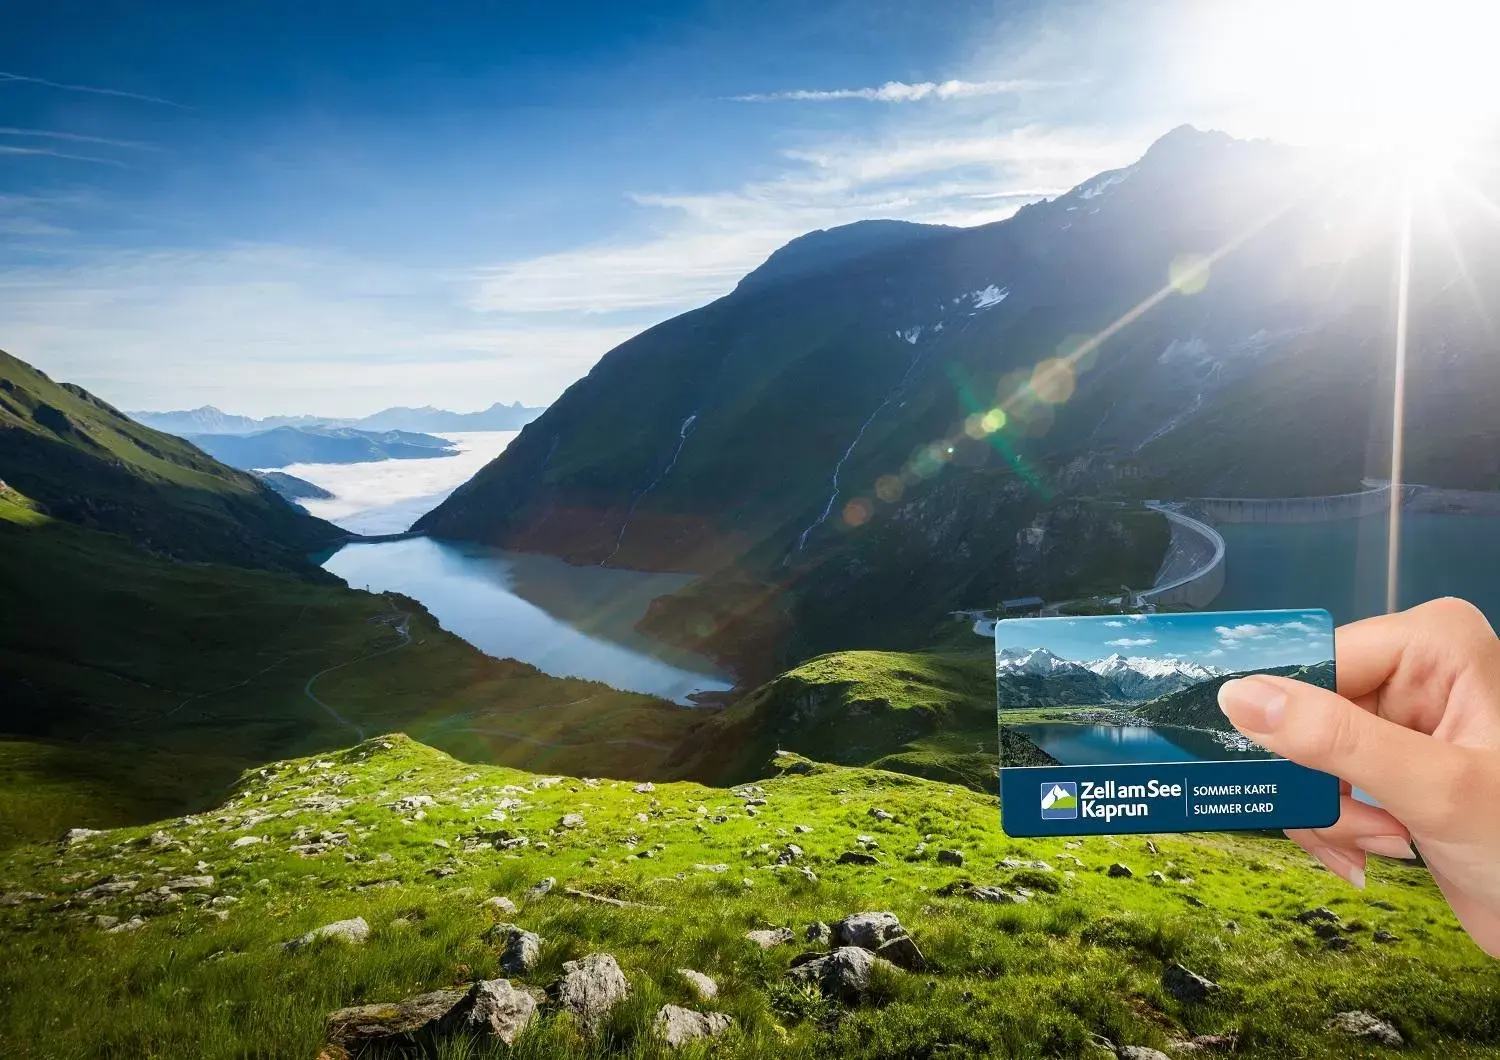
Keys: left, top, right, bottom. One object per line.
{"left": 996, "top": 609, "right": 1341, "bottom": 837}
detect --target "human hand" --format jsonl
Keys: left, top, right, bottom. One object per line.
{"left": 1216, "top": 597, "right": 1500, "bottom": 957}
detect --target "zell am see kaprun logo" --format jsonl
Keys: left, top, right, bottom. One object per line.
{"left": 1040, "top": 781, "right": 1078, "bottom": 820}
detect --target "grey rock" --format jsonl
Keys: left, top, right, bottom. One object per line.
{"left": 796, "top": 866, "right": 818, "bottom": 884}
{"left": 561, "top": 813, "right": 585, "bottom": 829}
{"left": 554, "top": 953, "right": 630, "bottom": 1035}
{"left": 1294, "top": 906, "right": 1343, "bottom": 926}
{"left": 1117, "top": 1047, "right": 1172, "bottom": 1060}
{"left": 874, "top": 934, "right": 927, "bottom": 971}
{"left": 483, "top": 896, "right": 519, "bottom": 916}
{"left": 776, "top": 843, "right": 804, "bottom": 864}
{"left": 1172, "top": 1032, "right": 1239, "bottom": 1053}
{"left": 1107, "top": 863, "right": 1134, "bottom": 878}
{"left": 437, "top": 978, "right": 537, "bottom": 1045}
{"left": 389, "top": 795, "right": 436, "bottom": 811}
{"left": 1324, "top": 935, "right": 1355, "bottom": 951}
{"left": 62, "top": 827, "right": 103, "bottom": 845}
{"left": 1373, "top": 930, "right": 1400, "bottom": 944}
{"left": 107, "top": 916, "right": 145, "bottom": 933}
{"left": 1162, "top": 963, "right": 1220, "bottom": 1003}
{"left": 787, "top": 946, "right": 900, "bottom": 1004}
{"left": 836, "top": 850, "right": 880, "bottom": 865}
{"left": 633, "top": 782, "right": 655, "bottom": 793}
{"left": 936, "top": 849, "right": 965, "bottom": 867}
{"left": 1325, "top": 1010, "right": 1403, "bottom": 1047}
{"left": 1311, "top": 921, "right": 1343, "bottom": 939}
{"left": 745, "top": 927, "right": 795, "bottom": 948}
{"left": 527, "top": 876, "right": 555, "bottom": 898}
{"left": 794, "top": 824, "right": 814, "bottom": 834}
{"left": 868, "top": 808, "right": 894, "bottom": 822}
{"left": 0, "top": 891, "right": 47, "bottom": 906}
{"left": 805, "top": 921, "right": 832, "bottom": 944}
{"left": 677, "top": 968, "right": 718, "bottom": 1000}
{"left": 654, "top": 1004, "right": 735, "bottom": 1047}
{"left": 326, "top": 988, "right": 467, "bottom": 1049}
{"left": 290, "top": 916, "right": 370, "bottom": 948}
{"left": 833, "top": 912, "right": 907, "bottom": 951}
{"left": 486, "top": 924, "right": 542, "bottom": 974}
{"left": 163, "top": 875, "right": 214, "bottom": 891}
{"left": 78, "top": 876, "right": 138, "bottom": 899}
{"left": 230, "top": 836, "right": 263, "bottom": 849}
{"left": 998, "top": 858, "right": 1053, "bottom": 871}
{"left": 969, "top": 886, "right": 1027, "bottom": 904}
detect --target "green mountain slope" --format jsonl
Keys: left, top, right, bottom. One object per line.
{"left": 0, "top": 486, "right": 705, "bottom": 848}
{"left": 1133, "top": 661, "right": 1337, "bottom": 730}
{"left": 186, "top": 426, "right": 457, "bottom": 470}
{"left": 668, "top": 650, "right": 1002, "bottom": 791}
{"left": 1, "top": 736, "right": 1493, "bottom": 1059}
{"left": 0, "top": 350, "right": 342, "bottom": 571}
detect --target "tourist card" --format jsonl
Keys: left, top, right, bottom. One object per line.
{"left": 996, "top": 609, "right": 1340, "bottom": 836}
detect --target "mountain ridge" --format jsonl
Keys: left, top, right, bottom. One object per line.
{"left": 130, "top": 401, "right": 546, "bottom": 436}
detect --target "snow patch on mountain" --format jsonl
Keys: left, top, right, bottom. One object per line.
{"left": 970, "top": 285, "right": 1009, "bottom": 310}
{"left": 998, "top": 647, "right": 1225, "bottom": 700}
{"left": 1077, "top": 166, "right": 1135, "bottom": 200}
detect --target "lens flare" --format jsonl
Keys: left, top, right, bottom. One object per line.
{"left": 982, "top": 407, "right": 1007, "bottom": 433}
{"left": 842, "top": 497, "right": 872, "bottom": 527}
{"left": 963, "top": 413, "right": 988, "bottom": 439}
{"left": 1169, "top": 253, "right": 1211, "bottom": 295}
{"left": 1030, "top": 358, "right": 1076, "bottom": 404}
{"left": 875, "top": 475, "right": 904, "bottom": 502}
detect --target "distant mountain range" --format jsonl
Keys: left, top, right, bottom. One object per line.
{"left": 185, "top": 426, "right": 458, "bottom": 470}
{"left": 128, "top": 401, "right": 546, "bottom": 436}
{"left": 996, "top": 646, "right": 1224, "bottom": 702}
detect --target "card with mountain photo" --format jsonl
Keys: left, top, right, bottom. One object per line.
{"left": 996, "top": 609, "right": 1340, "bottom": 837}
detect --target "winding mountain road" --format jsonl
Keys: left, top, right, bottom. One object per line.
{"left": 301, "top": 606, "right": 413, "bottom": 740}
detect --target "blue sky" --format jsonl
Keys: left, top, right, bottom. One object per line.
{"left": 2, "top": 0, "right": 1493, "bottom": 415}
{"left": 997, "top": 609, "right": 1335, "bottom": 671}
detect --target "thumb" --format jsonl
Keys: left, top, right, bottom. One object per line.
{"left": 1217, "top": 674, "right": 1473, "bottom": 833}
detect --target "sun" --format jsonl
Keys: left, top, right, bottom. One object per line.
{"left": 1173, "top": 0, "right": 1500, "bottom": 164}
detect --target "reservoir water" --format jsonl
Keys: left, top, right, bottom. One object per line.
{"left": 1212, "top": 512, "right": 1500, "bottom": 626}
{"left": 322, "top": 536, "right": 734, "bottom": 705}
{"left": 1009, "top": 721, "right": 1277, "bottom": 766}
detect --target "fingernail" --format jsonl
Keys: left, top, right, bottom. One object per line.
{"left": 1309, "top": 842, "right": 1366, "bottom": 889}
{"left": 1217, "top": 677, "right": 1287, "bottom": 733}
{"left": 1356, "top": 835, "right": 1416, "bottom": 860}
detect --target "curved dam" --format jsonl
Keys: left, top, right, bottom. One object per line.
{"left": 1184, "top": 485, "right": 1392, "bottom": 524}
{"left": 1141, "top": 503, "right": 1226, "bottom": 609}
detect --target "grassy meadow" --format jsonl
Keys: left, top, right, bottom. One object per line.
{"left": 2, "top": 735, "right": 1495, "bottom": 1059}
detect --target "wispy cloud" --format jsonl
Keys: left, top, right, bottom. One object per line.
{"left": 0, "top": 70, "right": 184, "bottom": 108}
{"left": 1214, "top": 620, "right": 1318, "bottom": 644}
{"left": 734, "top": 79, "right": 1041, "bottom": 103}
{"left": 0, "top": 144, "right": 130, "bottom": 168}
{"left": 0, "top": 127, "right": 159, "bottom": 151}
{"left": 473, "top": 125, "right": 1139, "bottom": 317}
{"left": 1107, "top": 637, "right": 1156, "bottom": 647}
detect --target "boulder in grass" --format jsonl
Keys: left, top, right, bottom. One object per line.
{"left": 482, "top": 896, "right": 518, "bottom": 916}
{"left": 436, "top": 979, "right": 537, "bottom": 1045}
{"left": 553, "top": 953, "right": 630, "bottom": 1036}
{"left": 326, "top": 989, "right": 467, "bottom": 1052}
{"left": 654, "top": 1004, "right": 734, "bottom": 1047}
{"left": 1324, "top": 1011, "right": 1403, "bottom": 1047}
{"left": 289, "top": 917, "right": 370, "bottom": 949}
{"left": 1162, "top": 963, "right": 1220, "bottom": 1003}
{"left": 837, "top": 850, "right": 880, "bottom": 866}
{"left": 1117, "top": 1047, "right": 1171, "bottom": 1060}
{"left": 832, "top": 912, "right": 906, "bottom": 950}
{"left": 677, "top": 968, "right": 718, "bottom": 1000}
{"left": 488, "top": 924, "right": 542, "bottom": 974}
{"left": 787, "top": 946, "right": 900, "bottom": 1004}
{"left": 1107, "top": 863, "right": 1133, "bottom": 878}
{"left": 745, "top": 927, "right": 795, "bottom": 949}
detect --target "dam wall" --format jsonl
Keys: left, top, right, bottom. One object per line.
{"left": 1141, "top": 504, "right": 1225, "bottom": 609}
{"left": 1185, "top": 485, "right": 1392, "bottom": 525}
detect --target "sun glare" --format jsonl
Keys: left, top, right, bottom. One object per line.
{"left": 1178, "top": 0, "right": 1500, "bottom": 163}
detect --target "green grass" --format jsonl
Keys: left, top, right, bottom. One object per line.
{"left": 668, "top": 649, "right": 999, "bottom": 791}
{"left": 2, "top": 735, "right": 1495, "bottom": 1059}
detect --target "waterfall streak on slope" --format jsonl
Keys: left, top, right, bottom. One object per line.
{"left": 602, "top": 412, "right": 698, "bottom": 566}
{"left": 796, "top": 351, "right": 923, "bottom": 552}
